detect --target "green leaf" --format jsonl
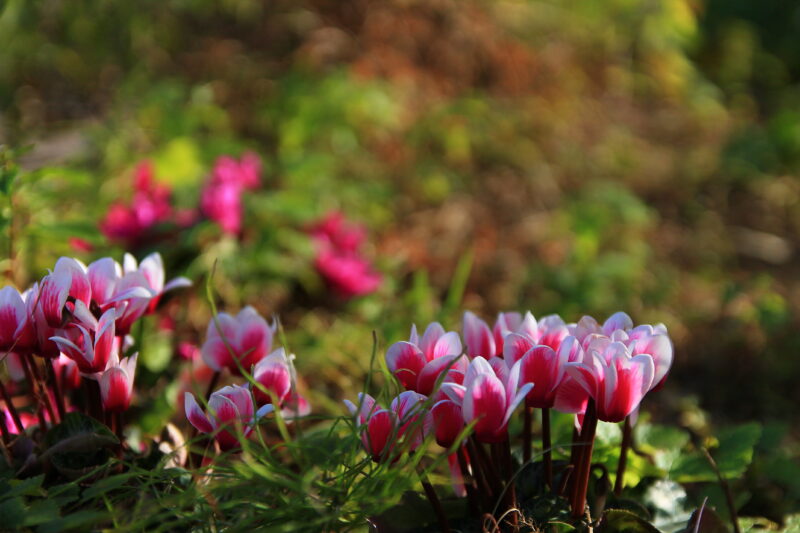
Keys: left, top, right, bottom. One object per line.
{"left": 714, "top": 423, "right": 761, "bottom": 478}
{"left": 597, "top": 509, "right": 662, "bottom": 533}
{"left": 43, "top": 413, "right": 118, "bottom": 479}
{"left": 0, "top": 496, "right": 25, "bottom": 528}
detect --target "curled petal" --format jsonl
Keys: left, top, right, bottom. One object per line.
{"left": 184, "top": 393, "right": 214, "bottom": 433}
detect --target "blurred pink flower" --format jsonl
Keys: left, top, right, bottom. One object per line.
{"left": 100, "top": 162, "right": 173, "bottom": 247}
{"left": 309, "top": 211, "right": 382, "bottom": 299}
{"left": 200, "top": 153, "right": 261, "bottom": 235}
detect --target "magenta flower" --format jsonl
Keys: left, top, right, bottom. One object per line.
{"left": 442, "top": 356, "right": 532, "bottom": 443}
{"left": 492, "top": 311, "right": 538, "bottom": 355}
{"left": 122, "top": 252, "right": 191, "bottom": 313}
{"left": 345, "top": 391, "right": 430, "bottom": 462}
{"left": 313, "top": 249, "right": 382, "bottom": 298}
{"left": 39, "top": 257, "right": 91, "bottom": 328}
{"left": 201, "top": 307, "right": 276, "bottom": 375}
{"left": 200, "top": 153, "right": 261, "bottom": 235}
{"left": 309, "top": 211, "right": 367, "bottom": 253}
{"left": 100, "top": 351, "right": 138, "bottom": 412}
{"left": 565, "top": 341, "right": 655, "bottom": 423}
{"left": 385, "top": 322, "right": 464, "bottom": 393}
{"left": 0, "top": 286, "right": 35, "bottom": 353}
{"left": 50, "top": 308, "right": 117, "bottom": 374}
{"left": 185, "top": 385, "right": 265, "bottom": 451}
{"left": 309, "top": 211, "right": 382, "bottom": 299}
{"left": 251, "top": 347, "right": 293, "bottom": 406}
{"left": 344, "top": 393, "right": 398, "bottom": 462}
{"left": 100, "top": 162, "right": 173, "bottom": 247}
{"left": 431, "top": 398, "right": 464, "bottom": 448}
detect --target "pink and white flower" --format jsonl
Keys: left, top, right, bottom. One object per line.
{"left": 100, "top": 351, "right": 138, "bottom": 412}
{"left": 385, "top": 322, "right": 464, "bottom": 394}
{"left": 201, "top": 307, "right": 276, "bottom": 375}
{"left": 185, "top": 385, "right": 262, "bottom": 451}
{"left": 0, "top": 286, "right": 35, "bottom": 353}
{"left": 122, "top": 252, "right": 191, "bottom": 313}
{"left": 344, "top": 393, "right": 398, "bottom": 462}
{"left": 441, "top": 356, "right": 533, "bottom": 443}
{"left": 39, "top": 257, "right": 91, "bottom": 327}
{"left": 50, "top": 308, "right": 117, "bottom": 374}
{"left": 251, "top": 347, "right": 293, "bottom": 406}
{"left": 564, "top": 341, "right": 655, "bottom": 423}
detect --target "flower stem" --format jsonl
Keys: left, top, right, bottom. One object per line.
{"left": 542, "top": 407, "right": 553, "bottom": 489}
{"left": 457, "top": 445, "right": 480, "bottom": 515}
{"left": 419, "top": 470, "right": 451, "bottom": 533}
{"left": 21, "top": 355, "right": 51, "bottom": 427}
{"left": 614, "top": 416, "right": 632, "bottom": 495}
{"left": 571, "top": 399, "right": 597, "bottom": 519}
{"left": 46, "top": 358, "right": 66, "bottom": 421}
{"left": 523, "top": 405, "right": 532, "bottom": 464}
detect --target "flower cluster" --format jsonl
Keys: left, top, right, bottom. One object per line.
{"left": 309, "top": 211, "right": 382, "bottom": 298}
{"left": 347, "top": 309, "right": 673, "bottom": 520}
{"left": 100, "top": 153, "right": 261, "bottom": 248}
{"left": 0, "top": 252, "right": 190, "bottom": 433}
{"left": 100, "top": 162, "right": 175, "bottom": 248}
{"left": 185, "top": 307, "right": 309, "bottom": 451}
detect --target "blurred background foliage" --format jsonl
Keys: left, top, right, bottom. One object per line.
{"left": 0, "top": 0, "right": 799, "bottom": 526}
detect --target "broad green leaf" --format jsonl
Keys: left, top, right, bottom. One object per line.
{"left": 597, "top": 509, "right": 662, "bottom": 532}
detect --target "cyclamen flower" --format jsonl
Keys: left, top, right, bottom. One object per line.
{"left": 565, "top": 341, "right": 655, "bottom": 423}
{"left": 100, "top": 161, "right": 173, "bottom": 247}
{"left": 505, "top": 335, "right": 583, "bottom": 409}
{"left": 0, "top": 286, "right": 35, "bottom": 353}
{"left": 122, "top": 252, "right": 191, "bottom": 313}
{"left": 251, "top": 347, "right": 293, "bottom": 406}
{"left": 200, "top": 153, "right": 261, "bottom": 235}
{"left": 575, "top": 312, "right": 673, "bottom": 392}
{"left": 385, "top": 322, "right": 464, "bottom": 394}
{"left": 309, "top": 211, "right": 366, "bottom": 253}
{"left": 314, "top": 249, "right": 382, "bottom": 298}
{"left": 39, "top": 257, "right": 91, "bottom": 328}
{"left": 50, "top": 308, "right": 117, "bottom": 374}
{"left": 463, "top": 310, "right": 561, "bottom": 358}
{"left": 185, "top": 385, "right": 268, "bottom": 451}
{"left": 100, "top": 351, "right": 138, "bottom": 412}
{"left": 309, "top": 211, "right": 382, "bottom": 299}
{"left": 201, "top": 307, "right": 276, "bottom": 375}
{"left": 344, "top": 391, "right": 429, "bottom": 462}
{"left": 441, "top": 356, "right": 532, "bottom": 443}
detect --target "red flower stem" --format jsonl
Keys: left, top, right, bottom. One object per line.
{"left": 564, "top": 425, "right": 581, "bottom": 497}
{"left": 466, "top": 438, "right": 494, "bottom": 506}
{"left": 0, "top": 408, "right": 11, "bottom": 446}
{"left": 542, "top": 407, "right": 553, "bottom": 489}
{"left": 87, "top": 379, "right": 103, "bottom": 422}
{"left": 418, "top": 470, "right": 451, "bottom": 533}
{"left": 523, "top": 406, "right": 532, "bottom": 464}
{"left": 571, "top": 399, "right": 597, "bottom": 519}
{"left": 614, "top": 416, "right": 632, "bottom": 495}
{"left": 0, "top": 379, "right": 24, "bottom": 433}
{"left": 457, "top": 445, "right": 481, "bottom": 515}
{"left": 472, "top": 437, "right": 502, "bottom": 498}
{"left": 502, "top": 438, "right": 519, "bottom": 532}
{"left": 28, "top": 356, "right": 58, "bottom": 422}
{"left": 20, "top": 355, "right": 50, "bottom": 428}
{"left": 46, "top": 358, "right": 66, "bottom": 421}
